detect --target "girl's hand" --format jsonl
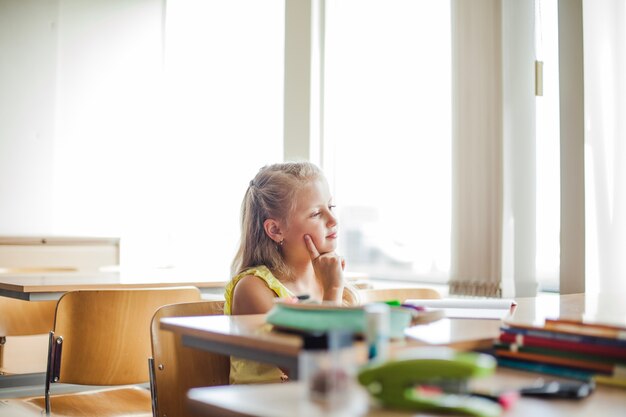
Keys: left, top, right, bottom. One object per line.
{"left": 304, "top": 234, "right": 344, "bottom": 303}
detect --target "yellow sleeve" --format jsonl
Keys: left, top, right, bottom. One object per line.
{"left": 224, "top": 265, "right": 293, "bottom": 315}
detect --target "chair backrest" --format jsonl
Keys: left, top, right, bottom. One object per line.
{"left": 150, "top": 300, "right": 230, "bottom": 417}
{"left": 0, "top": 297, "right": 56, "bottom": 336}
{"left": 0, "top": 297, "right": 56, "bottom": 374}
{"left": 49, "top": 287, "right": 201, "bottom": 386}
{"left": 358, "top": 287, "right": 441, "bottom": 304}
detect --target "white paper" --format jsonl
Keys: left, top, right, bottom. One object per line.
{"left": 437, "top": 308, "right": 512, "bottom": 319}
{"left": 405, "top": 298, "right": 516, "bottom": 310}
{"left": 404, "top": 298, "right": 516, "bottom": 320}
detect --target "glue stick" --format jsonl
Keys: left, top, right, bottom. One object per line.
{"left": 364, "top": 303, "right": 390, "bottom": 363}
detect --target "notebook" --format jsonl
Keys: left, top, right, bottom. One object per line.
{"left": 266, "top": 301, "right": 415, "bottom": 338}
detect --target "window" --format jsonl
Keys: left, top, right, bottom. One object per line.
{"left": 534, "top": 0, "right": 561, "bottom": 291}
{"left": 324, "top": 0, "right": 452, "bottom": 282}
{"left": 51, "top": 0, "right": 285, "bottom": 278}
{"left": 4, "top": 0, "right": 573, "bottom": 290}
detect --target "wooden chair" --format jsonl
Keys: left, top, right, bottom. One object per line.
{"left": 358, "top": 287, "right": 441, "bottom": 304}
{"left": 0, "top": 296, "right": 56, "bottom": 374}
{"left": 10, "top": 287, "right": 201, "bottom": 417}
{"left": 150, "top": 300, "right": 230, "bottom": 417}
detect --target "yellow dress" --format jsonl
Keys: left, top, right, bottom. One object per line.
{"left": 224, "top": 265, "right": 294, "bottom": 384}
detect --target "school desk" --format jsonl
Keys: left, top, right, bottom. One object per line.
{"left": 160, "top": 293, "right": 625, "bottom": 380}
{"left": 162, "top": 293, "right": 626, "bottom": 415}
{"left": 0, "top": 270, "right": 373, "bottom": 302}
{"left": 0, "top": 271, "right": 226, "bottom": 301}
{"left": 185, "top": 371, "right": 626, "bottom": 417}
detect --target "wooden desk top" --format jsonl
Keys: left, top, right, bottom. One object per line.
{"left": 161, "top": 314, "right": 303, "bottom": 358}
{"left": 402, "top": 292, "right": 617, "bottom": 350}
{"left": 161, "top": 312, "right": 504, "bottom": 355}
{"left": 187, "top": 368, "right": 626, "bottom": 417}
{"left": 0, "top": 270, "right": 227, "bottom": 301}
{"left": 162, "top": 293, "right": 607, "bottom": 357}
{"left": 161, "top": 292, "right": 626, "bottom": 381}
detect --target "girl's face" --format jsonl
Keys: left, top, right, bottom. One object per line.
{"left": 283, "top": 178, "right": 338, "bottom": 257}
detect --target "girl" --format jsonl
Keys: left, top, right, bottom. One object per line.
{"left": 224, "top": 161, "right": 358, "bottom": 384}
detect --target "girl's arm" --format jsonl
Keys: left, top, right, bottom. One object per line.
{"left": 230, "top": 274, "right": 291, "bottom": 381}
{"left": 231, "top": 275, "right": 277, "bottom": 315}
{"left": 304, "top": 234, "right": 344, "bottom": 304}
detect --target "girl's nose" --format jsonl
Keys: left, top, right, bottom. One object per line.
{"left": 327, "top": 211, "right": 338, "bottom": 227}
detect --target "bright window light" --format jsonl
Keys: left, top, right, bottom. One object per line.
{"left": 324, "top": 0, "right": 452, "bottom": 282}
{"left": 52, "top": 0, "right": 284, "bottom": 277}
{"left": 534, "top": 0, "right": 560, "bottom": 291}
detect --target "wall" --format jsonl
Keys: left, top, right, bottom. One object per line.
{"left": 0, "top": 0, "right": 163, "bottom": 236}
{"left": 0, "top": 0, "right": 58, "bottom": 234}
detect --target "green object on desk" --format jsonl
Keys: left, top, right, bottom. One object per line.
{"left": 266, "top": 301, "right": 412, "bottom": 338}
{"left": 358, "top": 349, "right": 502, "bottom": 417}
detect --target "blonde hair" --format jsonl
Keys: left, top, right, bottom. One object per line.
{"left": 231, "top": 161, "right": 360, "bottom": 306}
{"left": 231, "top": 162, "right": 323, "bottom": 278}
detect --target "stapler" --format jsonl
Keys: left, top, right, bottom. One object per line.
{"left": 357, "top": 348, "right": 503, "bottom": 417}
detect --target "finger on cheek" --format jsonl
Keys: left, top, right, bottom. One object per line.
{"left": 304, "top": 235, "right": 318, "bottom": 258}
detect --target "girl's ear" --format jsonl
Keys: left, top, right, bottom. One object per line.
{"left": 263, "top": 219, "right": 284, "bottom": 244}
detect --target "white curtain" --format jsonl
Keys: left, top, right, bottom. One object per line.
{"left": 452, "top": 0, "right": 625, "bottom": 300}
{"left": 450, "top": 0, "right": 503, "bottom": 297}
{"left": 450, "top": 0, "right": 537, "bottom": 298}
{"left": 583, "top": 0, "right": 626, "bottom": 300}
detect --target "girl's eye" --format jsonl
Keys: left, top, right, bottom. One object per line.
{"left": 312, "top": 212, "right": 321, "bottom": 217}
{"left": 329, "top": 204, "right": 336, "bottom": 211}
